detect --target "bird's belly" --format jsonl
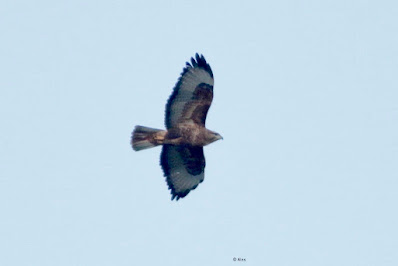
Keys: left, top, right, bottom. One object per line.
{"left": 173, "top": 124, "right": 207, "bottom": 147}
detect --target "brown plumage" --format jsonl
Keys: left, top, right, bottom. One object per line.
{"left": 131, "top": 54, "right": 222, "bottom": 200}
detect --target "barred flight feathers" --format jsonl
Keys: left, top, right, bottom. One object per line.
{"left": 165, "top": 53, "right": 214, "bottom": 129}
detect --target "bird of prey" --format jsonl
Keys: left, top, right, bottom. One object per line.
{"left": 131, "top": 53, "right": 222, "bottom": 200}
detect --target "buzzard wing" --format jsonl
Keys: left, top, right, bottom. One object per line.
{"left": 165, "top": 53, "right": 214, "bottom": 128}
{"left": 160, "top": 145, "right": 205, "bottom": 200}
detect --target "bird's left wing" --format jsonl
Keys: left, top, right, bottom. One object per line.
{"left": 165, "top": 53, "right": 214, "bottom": 129}
{"left": 160, "top": 145, "right": 205, "bottom": 200}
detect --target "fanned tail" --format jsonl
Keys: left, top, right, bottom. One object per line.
{"left": 131, "top": 126, "right": 165, "bottom": 151}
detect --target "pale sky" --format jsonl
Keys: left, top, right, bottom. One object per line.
{"left": 1, "top": 1, "right": 397, "bottom": 265}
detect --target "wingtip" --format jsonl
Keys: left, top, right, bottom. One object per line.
{"left": 170, "top": 193, "right": 180, "bottom": 201}
{"left": 191, "top": 56, "right": 197, "bottom": 67}
{"left": 187, "top": 53, "right": 213, "bottom": 78}
{"left": 195, "top": 53, "right": 201, "bottom": 64}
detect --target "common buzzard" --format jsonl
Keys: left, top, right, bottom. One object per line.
{"left": 131, "top": 54, "right": 222, "bottom": 200}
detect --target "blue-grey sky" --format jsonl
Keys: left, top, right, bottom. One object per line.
{"left": 1, "top": 1, "right": 397, "bottom": 265}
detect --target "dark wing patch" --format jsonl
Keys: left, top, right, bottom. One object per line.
{"left": 180, "top": 83, "right": 213, "bottom": 125}
{"left": 165, "top": 53, "right": 214, "bottom": 129}
{"left": 160, "top": 145, "right": 206, "bottom": 200}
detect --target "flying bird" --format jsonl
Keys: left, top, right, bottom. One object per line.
{"left": 131, "top": 54, "right": 222, "bottom": 200}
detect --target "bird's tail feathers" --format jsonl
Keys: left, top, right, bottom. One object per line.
{"left": 131, "top": 126, "right": 166, "bottom": 151}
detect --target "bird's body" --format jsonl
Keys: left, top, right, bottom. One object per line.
{"left": 133, "top": 123, "right": 219, "bottom": 148}
{"left": 131, "top": 54, "right": 222, "bottom": 200}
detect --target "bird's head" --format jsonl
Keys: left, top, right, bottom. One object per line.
{"left": 208, "top": 130, "right": 223, "bottom": 144}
